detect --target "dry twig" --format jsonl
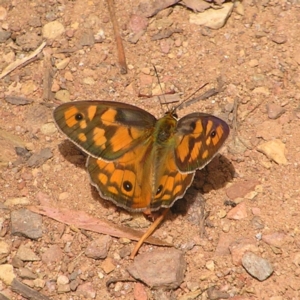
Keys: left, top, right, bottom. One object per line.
{"left": 106, "top": 0, "right": 127, "bottom": 74}
{"left": 0, "top": 42, "right": 46, "bottom": 79}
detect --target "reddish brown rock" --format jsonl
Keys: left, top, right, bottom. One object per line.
{"left": 41, "top": 245, "right": 63, "bottom": 264}
{"left": 134, "top": 282, "right": 148, "bottom": 300}
{"left": 229, "top": 238, "right": 258, "bottom": 266}
{"left": 226, "top": 180, "right": 260, "bottom": 200}
{"left": 227, "top": 202, "right": 248, "bottom": 220}
{"left": 128, "top": 249, "right": 185, "bottom": 289}
{"left": 85, "top": 235, "right": 112, "bottom": 259}
{"left": 262, "top": 232, "right": 286, "bottom": 248}
{"left": 267, "top": 103, "right": 285, "bottom": 119}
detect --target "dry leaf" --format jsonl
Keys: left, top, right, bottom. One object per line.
{"left": 28, "top": 205, "right": 171, "bottom": 246}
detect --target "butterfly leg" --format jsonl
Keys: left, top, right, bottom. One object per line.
{"left": 130, "top": 208, "right": 170, "bottom": 259}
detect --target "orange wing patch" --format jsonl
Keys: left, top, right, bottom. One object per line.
{"left": 87, "top": 105, "right": 97, "bottom": 120}
{"left": 212, "top": 125, "right": 225, "bottom": 146}
{"left": 176, "top": 136, "right": 190, "bottom": 164}
{"left": 93, "top": 127, "right": 107, "bottom": 147}
{"left": 109, "top": 127, "right": 135, "bottom": 152}
{"left": 78, "top": 133, "right": 87, "bottom": 142}
{"left": 64, "top": 106, "right": 80, "bottom": 128}
{"left": 205, "top": 119, "right": 213, "bottom": 136}
{"left": 100, "top": 108, "right": 117, "bottom": 125}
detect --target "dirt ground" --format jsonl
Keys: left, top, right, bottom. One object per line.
{"left": 1, "top": 0, "right": 300, "bottom": 299}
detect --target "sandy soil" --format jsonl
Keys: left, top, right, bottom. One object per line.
{"left": 1, "top": 0, "right": 300, "bottom": 299}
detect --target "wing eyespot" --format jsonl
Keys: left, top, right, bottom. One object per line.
{"left": 210, "top": 130, "right": 216, "bottom": 137}
{"left": 75, "top": 113, "right": 84, "bottom": 121}
{"left": 123, "top": 181, "right": 133, "bottom": 192}
{"left": 156, "top": 185, "right": 163, "bottom": 195}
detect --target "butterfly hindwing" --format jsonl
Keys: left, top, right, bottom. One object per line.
{"left": 87, "top": 135, "right": 195, "bottom": 212}
{"left": 150, "top": 150, "right": 195, "bottom": 211}
{"left": 87, "top": 141, "right": 155, "bottom": 211}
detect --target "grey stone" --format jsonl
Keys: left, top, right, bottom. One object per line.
{"left": 11, "top": 209, "right": 42, "bottom": 240}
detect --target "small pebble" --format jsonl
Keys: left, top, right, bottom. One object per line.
{"left": 58, "top": 192, "right": 69, "bottom": 201}
{"left": 57, "top": 283, "right": 71, "bottom": 293}
{"left": 16, "top": 244, "right": 40, "bottom": 262}
{"left": 57, "top": 275, "right": 69, "bottom": 285}
{"left": 41, "top": 123, "right": 57, "bottom": 135}
{"left": 248, "top": 59, "right": 258, "bottom": 67}
{"left": 227, "top": 202, "right": 248, "bottom": 220}
{"left": 55, "top": 58, "right": 70, "bottom": 70}
{"left": 205, "top": 260, "right": 215, "bottom": 271}
{"left": 0, "top": 265, "right": 16, "bottom": 285}
{"left": 257, "top": 139, "right": 287, "bottom": 165}
{"left": 101, "top": 257, "right": 115, "bottom": 274}
{"left": 42, "top": 21, "right": 65, "bottom": 39}
{"left": 77, "top": 282, "right": 97, "bottom": 298}
{"left": 271, "top": 34, "right": 287, "bottom": 44}
{"left": 242, "top": 252, "right": 273, "bottom": 281}
{"left": 267, "top": 103, "right": 285, "bottom": 119}
{"left": 33, "top": 278, "right": 45, "bottom": 289}
{"left": 55, "top": 90, "right": 70, "bottom": 102}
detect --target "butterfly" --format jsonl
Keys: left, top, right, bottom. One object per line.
{"left": 53, "top": 100, "right": 229, "bottom": 213}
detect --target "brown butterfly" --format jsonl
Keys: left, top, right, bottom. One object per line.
{"left": 53, "top": 101, "right": 229, "bottom": 213}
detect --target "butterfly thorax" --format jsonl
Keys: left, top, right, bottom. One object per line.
{"left": 154, "top": 113, "right": 177, "bottom": 145}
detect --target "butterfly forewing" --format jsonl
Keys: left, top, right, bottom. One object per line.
{"left": 174, "top": 113, "right": 230, "bottom": 172}
{"left": 53, "top": 101, "right": 157, "bottom": 160}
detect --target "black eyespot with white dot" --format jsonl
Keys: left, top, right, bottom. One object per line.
{"left": 156, "top": 185, "right": 163, "bottom": 195}
{"left": 123, "top": 181, "right": 133, "bottom": 192}
{"left": 75, "top": 113, "right": 83, "bottom": 121}
{"left": 210, "top": 130, "right": 216, "bottom": 138}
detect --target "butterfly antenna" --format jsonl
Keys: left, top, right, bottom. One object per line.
{"left": 175, "top": 82, "right": 209, "bottom": 111}
{"left": 153, "top": 65, "right": 170, "bottom": 114}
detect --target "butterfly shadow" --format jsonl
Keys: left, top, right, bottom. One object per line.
{"left": 170, "top": 154, "right": 235, "bottom": 222}
{"left": 57, "top": 140, "right": 133, "bottom": 211}
{"left": 57, "top": 140, "right": 88, "bottom": 169}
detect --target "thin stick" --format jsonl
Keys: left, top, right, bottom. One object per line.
{"left": 179, "top": 87, "right": 218, "bottom": 110}
{"left": 175, "top": 82, "right": 208, "bottom": 111}
{"left": 130, "top": 208, "right": 169, "bottom": 259}
{"left": 106, "top": 0, "right": 127, "bottom": 74}
{"left": 0, "top": 42, "right": 46, "bottom": 79}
